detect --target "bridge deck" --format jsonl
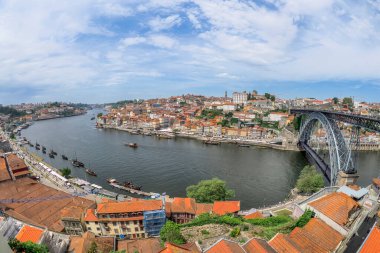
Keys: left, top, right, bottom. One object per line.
{"left": 300, "top": 141, "right": 331, "bottom": 183}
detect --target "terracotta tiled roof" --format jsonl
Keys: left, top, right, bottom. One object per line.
{"left": 308, "top": 192, "right": 359, "bottom": 226}
{"left": 171, "top": 198, "right": 196, "bottom": 214}
{"left": 15, "top": 225, "right": 44, "bottom": 243}
{"left": 269, "top": 218, "right": 343, "bottom": 253}
{"left": 60, "top": 206, "right": 84, "bottom": 220}
{"left": 269, "top": 233, "right": 301, "bottom": 253}
{"left": 212, "top": 201, "right": 240, "bottom": 216}
{"left": 97, "top": 199, "right": 162, "bottom": 214}
{"left": 359, "top": 225, "right": 380, "bottom": 253}
{"left": 160, "top": 242, "right": 200, "bottom": 253}
{"left": 243, "top": 238, "right": 276, "bottom": 253}
{"left": 6, "top": 154, "right": 27, "bottom": 171}
{"left": 205, "top": 239, "right": 245, "bottom": 253}
{"left": 84, "top": 209, "right": 98, "bottom": 222}
{"left": 244, "top": 211, "right": 264, "bottom": 219}
{"left": 195, "top": 203, "right": 213, "bottom": 216}
{"left": 117, "top": 238, "right": 163, "bottom": 253}
{"left": 0, "top": 157, "right": 11, "bottom": 182}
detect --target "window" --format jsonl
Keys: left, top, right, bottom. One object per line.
{"left": 96, "top": 227, "right": 100, "bottom": 231}
{"left": 87, "top": 227, "right": 91, "bottom": 231}
{"left": 135, "top": 227, "right": 139, "bottom": 232}
{"left": 95, "top": 221, "right": 98, "bottom": 225}
{"left": 86, "top": 221, "right": 89, "bottom": 224}
{"left": 113, "top": 222, "right": 116, "bottom": 226}
{"left": 114, "top": 229, "right": 119, "bottom": 234}
{"left": 134, "top": 221, "right": 138, "bottom": 225}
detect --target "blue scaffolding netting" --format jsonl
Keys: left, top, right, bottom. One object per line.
{"left": 143, "top": 210, "right": 166, "bottom": 236}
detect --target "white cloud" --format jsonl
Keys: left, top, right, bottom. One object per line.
{"left": 148, "top": 35, "right": 178, "bottom": 49}
{"left": 148, "top": 15, "right": 182, "bottom": 32}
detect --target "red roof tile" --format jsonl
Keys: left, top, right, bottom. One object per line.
{"left": 195, "top": 203, "right": 213, "bottom": 216}
{"left": 359, "top": 225, "right": 380, "bottom": 253}
{"left": 245, "top": 211, "right": 264, "bottom": 219}
{"left": 171, "top": 198, "right": 196, "bottom": 214}
{"left": 212, "top": 201, "right": 240, "bottom": 216}
{"left": 97, "top": 199, "right": 162, "bottom": 214}
{"left": 308, "top": 192, "right": 359, "bottom": 226}
{"left": 205, "top": 239, "right": 245, "bottom": 253}
{"left": 15, "top": 225, "right": 44, "bottom": 243}
{"left": 84, "top": 209, "right": 98, "bottom": 222}
{"left": 243, "top": 238, "right": 276, "bottom": 253}
{"left": 269, "top": 233, "right": 301, "bottom": 253}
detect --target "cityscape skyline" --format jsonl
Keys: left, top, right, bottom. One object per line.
{"left": 1, "top": 0, "right": 380, "bottom": 104}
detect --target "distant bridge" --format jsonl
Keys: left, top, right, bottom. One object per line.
{"left": 290, "top": 109, "right": 380, "bottom": 185}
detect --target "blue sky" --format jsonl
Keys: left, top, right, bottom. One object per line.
{"left": 0, "top": 0, "right": 380, "bottom": 104}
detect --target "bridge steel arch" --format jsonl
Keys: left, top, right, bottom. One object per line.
{"left": 299, "top": 112, "right": 355, "bottom": 185}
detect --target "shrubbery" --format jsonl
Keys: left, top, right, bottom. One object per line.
{"left": 8, "top": 239, "right": 49, "bottom": 253}
{"left": 160, "top": 221, "right": 186, "bottom": 245}
{"left": 180, "top": 213, "right": 243, "bottom": 228}
{"left": 245, "top": 215, "right": 292, "bottom": 227}
{"left": 296, "top": 165, "right": 324, "bottom": 194}
{"left": 230, "top": 227, "right": 241, "bottom": 237}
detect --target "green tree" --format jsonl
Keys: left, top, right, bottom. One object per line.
{"left": 264, "top": 93, "right": 271, "bottom": 99}
{"left": 332, "top": 97, "right": 339, "bottom": 104}
{"left": 342, "top": 97, "right": 353, "bottom": 107}
{"left": 270, "top": 95, "right": 276, "bottom": 102}
{"left": 60, "top": 167, "right": 71, "bottom": 179}
{"left": 97, "top": 112, "right": 103, "bottom": 118}
{"left": 186, "top": 178, "right": 235, "bottom": 203}
{"left": 252, "top": 90, "right": 258, "bottom": 95}
{"left": 296, "top": 165, "right": 324, "bottom": 194}
{"left": 87, "top": 242, "right": 97, "bottom": 253}
{"left": 10, "top": 133, "right": 15, "bottom": 139}
{"left": 160, "top": 221, "right": 186, "bottom": 244}
{"left": 8, "top": 239, "right": 49, "bottom": 253}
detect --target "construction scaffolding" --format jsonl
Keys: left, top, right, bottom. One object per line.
{"left": 143, "top": 210, "right": 166, "bottom": 236}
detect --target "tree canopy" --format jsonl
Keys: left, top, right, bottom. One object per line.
{"left": 60, "top": 167, "right": 71, "bottom": 179}
{"left": 160, "top": 221, "right": 186, "bottom": 245}
{"left": 296, "top": 165, "right": 324, "bottom": 194}
{"left": 186, "top": 178, "right": 235, "bottom": 203}
{"left": 8, "top": 239, "right": 49, "bottom": 253}
{"left": 342, "top": 97, "right": 353, "bottom": 107}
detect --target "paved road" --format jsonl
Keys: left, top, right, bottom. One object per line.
{"left": 344, "top": 215, "right": 377, "bottom": 253}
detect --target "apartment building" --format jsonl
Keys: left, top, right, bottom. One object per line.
{"left": 84, "top": 199, "right": 165, "bottom": 239}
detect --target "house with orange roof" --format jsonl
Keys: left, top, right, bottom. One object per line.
{"left": 84, "top": 199, "right": 165, "bottom": 238}
{"left": 305, "top": 192, "right": 359, "bottom": 235}
{"left": 0, "top": 157, "right": 11, "bottom": 183}
{"left": 160, "top": 242, "right": 201, "bottom": 253}
{"left": 244, "top": 211, "right": 264, "bottom": 219}
{"left": 358, "top": 223, "right": 380, "bottom": 253}
{"left": 170, "top": 198, "right": 197, "bottom": 224}
{"left": 204, "top": 239, "right": 245, "bottom": 253}
{"left": 60, "top": 206, "right": 88, "bottom": 236}
{"left": 15, "top": 225, "right": 45, "bottom": 244}
{"left": 212, "top": 201, "right": 240, "bottom": 216}
{"left": 268, "top": 218, "right": 344, "bottom": 253}
{"left": 5, "top": 154, "right": 30, "bottom": 179}
{"left": 243, "top": 238, "right": 276, "bottom": 253}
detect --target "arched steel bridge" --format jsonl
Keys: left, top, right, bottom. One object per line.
{"left": 290, "top": 109, "right": 380, "bottom": 185}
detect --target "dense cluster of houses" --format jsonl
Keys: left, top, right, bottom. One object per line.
{"left": 97, "top": 93, "right": 380, "bottom": 142}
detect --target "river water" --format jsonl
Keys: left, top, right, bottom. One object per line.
{"left": 21, "top": 110, "right": 380, "bottom": 209}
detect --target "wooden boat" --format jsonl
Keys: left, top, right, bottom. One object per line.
{"left": 127, "top": 143, "right": 138, "bottom": 148}
{"left": 204, "top": 140, "right": 221, "bottom": 145}
{"left": 86, "top": 169, "right": 97, "bottom": 176}
{"left": 107, "top": 178, "right": 119, "bottom": 184}
{"left": 62, "top": 155, "right": 68, "bottom": 160}
{"left": 72, "top": 159, "right": 84, "bottom": 167}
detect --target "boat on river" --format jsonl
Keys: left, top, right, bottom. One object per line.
{"left": 72, "top": 159, "right": 84, "bottom": 167}
{"left": 107, "top": 178, "right": 119, "bottom": 184}
{"left": 62, "top": 155, "right": 68, "bottom": 160}
{"left": 204, "top": 140, "right": 221, "bottom": 145}
{"left": 126, "top": 143, "right": 138, "bottom": 148}
{"left": 85, "top": 168, "right": 97, "bottom": 176}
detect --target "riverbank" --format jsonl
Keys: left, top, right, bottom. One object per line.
{"left": 102, "top": 125, "right": 301, "bottom": 151}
